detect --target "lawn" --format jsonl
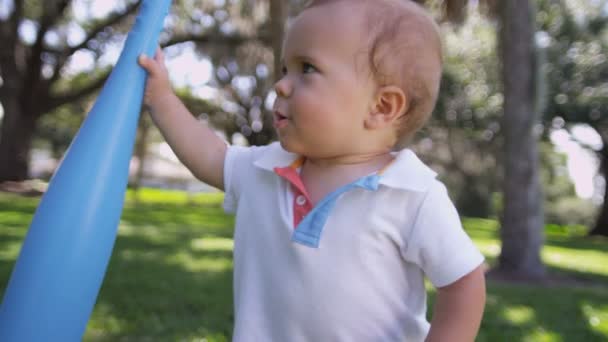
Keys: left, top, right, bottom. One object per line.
{"left": 0, "top": 189, "right": 607, "bottom": 341}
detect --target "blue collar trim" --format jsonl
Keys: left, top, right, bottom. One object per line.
{"left": 291, "top": 174, "right": 381, "bottom": 248}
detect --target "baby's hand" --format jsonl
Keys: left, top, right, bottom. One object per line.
{"left": 138, "top": 47, "right": 172, "bottom": 111}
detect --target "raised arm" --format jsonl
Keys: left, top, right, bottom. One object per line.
{"left": 138, "top": 48, "right": 227, "bottom": 190}
{"left": 426, "top": 264, "right": 486, "bottom": 342}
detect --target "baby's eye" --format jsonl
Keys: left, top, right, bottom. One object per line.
{"left": 302, "top": 62, "right": 317, "bottom": 74}
{"left": 281, "top": 65, "right": 288, "bottom": 76}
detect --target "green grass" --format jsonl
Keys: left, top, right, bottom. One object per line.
{"left": 0, "top": 189, "right": 607, "bottom": 341}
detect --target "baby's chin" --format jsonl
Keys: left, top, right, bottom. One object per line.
{"left": 277, "top": 138, "right": 310, "bottom": 157}
{"left": 278, "top": 138, "right": 297, "bottom": 154}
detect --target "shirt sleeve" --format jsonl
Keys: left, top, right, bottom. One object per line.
{"left": 401, "top": 181, "right": 485, "bottom": 288}
{"left": 223, "top": 145, "right": 254, "bottom": 214}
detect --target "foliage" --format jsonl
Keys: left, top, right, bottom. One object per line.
{"left": 535, "top": 0, "right": 608, "bottom": 235}
{"left": 538, "top": 0, "right": 608, "bottom": 134}
{"left": 0, "top": 0, "right": 285, "bottom": 181}
{"left": 419, "top": 2, "right": 601, "bottom": 229}
{"left": 489, "top": 141, "right": 597, "bottom": 228}
{"left": 1, "top": 191, "right": 607, "bottom": 340}
{"left": 419, "top": 12, "right": 503, "bottom": 218}
{"left": 539, "top": 141, "right": 598, "bottom": 228}
{"left": 35, "top": 102, "right": 86, "bottom": 159}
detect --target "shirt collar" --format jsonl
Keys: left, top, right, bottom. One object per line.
{"left": 378, "top": 149, "right": 437, "bottom": 192}
{"left": 253, "top": 142, "right": 300, "bottom": 171}
{"left": 253, "top": 142, "right": 437, "bottom": 192}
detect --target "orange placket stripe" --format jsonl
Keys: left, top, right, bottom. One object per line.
{"left": 377, "top": 158, "right": 395, "bottom": 175}
{"left": 274, "top": 157, "right": 313, "bottom": 228}
{"left": 273, "top": 157, "right": 395, "bottom": 229}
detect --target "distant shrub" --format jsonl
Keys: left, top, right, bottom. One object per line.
{"left": 544, "top": 196, "right": 598, "bottom": 230}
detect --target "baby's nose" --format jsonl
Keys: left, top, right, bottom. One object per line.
{"left": 274, "top": 77, "right": 292, "bottom": 98}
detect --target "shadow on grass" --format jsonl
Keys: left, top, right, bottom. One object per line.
{"left": 544, "top": 265, "right": 608, "bottom": 287}
{"left": 0, "top": 194, "right": 38, "bottom": 296}
{"left": 90, "top": 196, "right": 236, "bottom": 340}
{"left": 0, "top": 192, "right": 236, "bottom": 341}
{"left": 0, "top": 193, "right": 36, "bottom": 229}
{"left": 482, "top": 253, "right": 608, "bottom": 289}
{"left": 463, "top": 217, "right": 607, "bottom": 252}
{"left": 121, "top": 202, "right": 235, "bottom": 239}
{"left": 465, "top": 218, "right": 608, "bottom": 286}
{"left": 0, "top": 237, "right": 235, "bottom": 342}
{"left": 2, "top": 196, "right": 607, "bottom": 341}
{"left": 0, "top": 193, "right": 38, "bottom": 213}
{"left": 86, "top": 233, "right": 234, "bottom": 341}
{"left": 482, "top": 283, "right": 606, "bottom": 341}
{"left": 427, "top": 281, "right": 608, "bottom": 342}
{"left": 545, "top": 235, "right": 608, "bottom": 253}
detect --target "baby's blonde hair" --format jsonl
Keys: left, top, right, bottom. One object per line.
{"left": 303, "top": 0, "right": 443, "bottom": 148}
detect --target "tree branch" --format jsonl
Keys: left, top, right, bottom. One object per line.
{"left": 8, "top": 0, "right": 24, "bottom": 38}
{"left": 0, "top": 1, "right": 24, "bottom": 86}
{"left": 65, "top": 0, "right": 141, "bottom": 55}
{"left": 161, "top": 32, "right": 269, "bottom": 49}
{"left": 45, "top": 69, "right": 111, "bottom": 112}
{"left": 0, "top": 0, "right": 24, "bottom": 61}
{"left": 43, "top": 2, "right": 268, "bottom": 112}
{"left": 270, "top": 0, "right": 287, "bottom": 81}
{"left": 43, "top": 1, "right": 72, "bottom": 29}
{"left": 446, "top": 126, "right": 468, "bottom": 175}
{"left": 566, "top": 126, "right": 603, "bottom": 154}
{"left": 23, "top": 1, "right": 71, "bottom": 99}
{"left": 46, "top": 0, "right": 141, "bottom": 88}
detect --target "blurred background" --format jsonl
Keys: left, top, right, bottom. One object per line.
{"left": 0, "top": 0, "right": 607, "bottom": 340}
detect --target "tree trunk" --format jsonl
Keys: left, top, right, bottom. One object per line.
{"left": 0, "top": 95, "right": 38, "bottom": 181}
{"left": 589, "top": 144, "right": 608, "bottom": 236}
{"left": 270, "top": 0, "right": 287, "bottom": 81}
{"left": 132, "top": 114, "right": 150, "bottom": 204}
{"left": 497, "top": 0, "right": 545, "bottom": 278}
{"left": 457, "top": 181, "right": 491, "bottom": 218}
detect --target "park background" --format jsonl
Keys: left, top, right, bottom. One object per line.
{"left": 0, "top": 0, "right": 607, "bottom": 340}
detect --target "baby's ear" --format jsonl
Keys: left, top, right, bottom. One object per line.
{"left": 365, "top": 86, "right": 408, "bottom": 130}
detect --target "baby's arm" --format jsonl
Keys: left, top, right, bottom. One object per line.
{"left": 426, "top": 264, "right": 486, "bottom": 342}
{"left": 138, "top": 48, "right": 227, "bottom": 190}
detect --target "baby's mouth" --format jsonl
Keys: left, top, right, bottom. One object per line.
{"left": 273, "top": 110, "right": 289, "bottom": 128}
{"left": 274, "top": 110, "right": 287, "bottom": 120}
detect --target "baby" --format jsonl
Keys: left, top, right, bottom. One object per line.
{"left": 139, "top": 0, "right": 486, "bottom": 341}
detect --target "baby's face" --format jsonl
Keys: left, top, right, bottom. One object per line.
{"left": 272, "top": 2, "right": 378, "bottom": 158}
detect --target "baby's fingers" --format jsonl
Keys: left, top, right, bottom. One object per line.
{"left": 138, "top": 54, "right": 160, "bottom": 76}
{"left": 154, "top": 46, "right": 165, "bottom": 63}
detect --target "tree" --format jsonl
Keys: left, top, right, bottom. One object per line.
{"left": 495, "top": 0, "right": 545, "bottom": 278}
{"left": 415, "top": 0, "right": 545, "bottom": 278}
{"left": 0, "top": 0, "right": 275, "bottom": 182}
{"left": 0, "top": 0, "right": 140, "bottom": 181}
{"left": 498, "top": 0, "right": 545, "bottom": 278}
{"left": 422, "top": 13, "right": 503, "bottom": 218}
{"left": 175, "top": 0, "right": 289, "bottom": 147}
{"left": 537, "top": 0, "right": 608, "bottom": 236}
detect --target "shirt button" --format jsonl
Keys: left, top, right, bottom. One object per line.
{"left": 296, "top": 195, "right": 307, "bottom": 206}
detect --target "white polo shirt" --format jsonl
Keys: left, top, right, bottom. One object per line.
{"left": 223, "top": 142, "right": 484, "bottom": 342}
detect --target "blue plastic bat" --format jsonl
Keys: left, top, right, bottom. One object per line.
{"left": 0, "top": 1, "right": 172, "bottom": 340}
